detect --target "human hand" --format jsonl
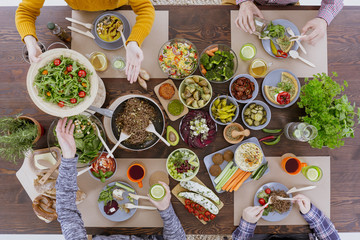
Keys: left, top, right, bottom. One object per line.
{"left": 301, "top": 18, "right": 327, "bottom": 45}
{"left": 125, "top": 41, "right": 144, "bottom": 84}
{"left": 55, "top": 118, "right": 76, "bottom": 159}
{"left": 148, "top": 181, "right": 171, "bottom": 211}
{"left": 293, "top": 194, "right": 311, "bottom": 214}
{"left": 24, "top": 35, "right": 42, "bottom": 63}
{"left": 235, "top": 1, "right": 264, "bottom": 34}
{"left": 242, "top": 206, "right": 264, "bottom": 224}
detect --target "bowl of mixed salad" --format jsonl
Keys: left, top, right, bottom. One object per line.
{"left": 199, "top": 44, "right": 238, "bottom": 83}
{"left": 27, "top": 49, "right": 98, "bottom": 117}
{"left": 158, "top": 38, "right": 198, "bottom": 80}
{"left": 166, "top": 148, "right": 199, "bottom": 181}
{"left": 47, "top": 111, "right": 105, "bottom": 168}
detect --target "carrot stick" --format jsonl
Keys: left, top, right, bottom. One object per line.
{"left": 209, "top": 47, "right": 219, "bottom": 53}
{"left": 232, "top": 172, "right": 252, "bottom": 192}
{"left": 221, "top": 169, "right": 242, "bottom": 191}
{"left": 227, "top": 171, "right": 247, "bottom": 192}
{"left": 206, "top": 50, "right": 215, "bottom": 57}
{"left": 200, "top": 64, "right": 207, "bottom": 75}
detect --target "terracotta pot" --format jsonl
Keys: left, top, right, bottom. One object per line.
{"left": 18, "top": 116, "right": 44, "bottom": 144}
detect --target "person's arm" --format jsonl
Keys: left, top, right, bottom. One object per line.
{"left": 302, "top": 204, "right": 340, "bottom": 240}
{"left": 159, "top": 204, "right": 186, "bottom": 240}
{"left": 55, "top": 156, "right": 87, "bottom": 240}
{"left": 232, "top": 218, "right": 257, "bottom": 240}
{"left": 236, "top": 0, "right": 253, "bottom": 4}
{"left": 15, "top": 0, "right": 45, "bottom": 42}
{"left": 127, "top": 0, "right": 155, "bottom": 47}
{"left": 317, "top": 0, "right": 344, "bottom": 25}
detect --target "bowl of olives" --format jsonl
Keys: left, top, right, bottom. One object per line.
{"left": 241, "top": 100, "right": 271, "bottom": 130}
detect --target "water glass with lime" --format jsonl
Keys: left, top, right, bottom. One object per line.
{"left": 240, "top": 43, "right": 256, "bottom": 61}
{"left": 149, "top": 184, "right": 166, "bottom": 201}
{"left": 302, "top": 166, "right": 323, "bottom": 182}
{"left": 284, "top": 122, "right": 318, "bottom": 142}
{"left": 112, "top": 56, "right": 126, "bottom": 71}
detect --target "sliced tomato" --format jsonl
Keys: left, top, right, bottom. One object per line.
{"left": 78, "top": 70, "right": 86, "bottom": 78}
{"left": 265, "top": 188, "right": 271, "bottom": 194}
{"left": 204, "top": 217, "right": 209, "bottom": 222}
{"left": 277, "top": 91, "right": 291, "bottom": 105}
{"left": 78, "top": 91, "right": 86, "bottom": 98}
{"left": 70, "top": 98, "right": 77, "bottom": 104}
{"left": 58, "top": 101, "right": 65, "bottom": 107}
{"left": 199, "top": 206, "right": 205, "bottom": 212}
{"left": 204, "top": 211, "right": 211, "bottom": 217}
{"left": 198, "top": 214, "right": 204, "bottom": 220}
{"left": 210, "top": 214, "right": 216, "bottom": 220}
{"left": 195, "top": 204, "right": 200, "bottom": 210}
{"left": 190, "top": 203, "right": 196, "bottom": 208}
{"left": 66, "top": 65, "right": 73, "bottom": 72}
{"left": 54, "top": 59, "right": 61, "bottom": 66}
{"left": 194, "top": 210, "right": 199, "bottom": 216}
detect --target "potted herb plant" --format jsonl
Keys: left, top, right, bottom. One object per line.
{"left": 0, "top": 115, "right": 43, "bottom": 163}
{"left": 297, "top": 72, "right": 360, "bottom": 149}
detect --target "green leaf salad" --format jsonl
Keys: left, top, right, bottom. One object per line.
{"left": 34, "top": 55, "right": 91, "bottom": 107}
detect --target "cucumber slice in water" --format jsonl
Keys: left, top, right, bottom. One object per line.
{"left": 149, "top": 184, "right": 166, "bottom": 201}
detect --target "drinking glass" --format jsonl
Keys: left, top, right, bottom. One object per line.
{"left": 302, "top": 165, "right": 323, "bottom": 182}
{"left": 284, "top": 122, "right": 318, "bottom": 142}
{"left": 22, "top": 41, "right": 46, "bottom": 64}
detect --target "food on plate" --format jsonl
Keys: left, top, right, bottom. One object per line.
{"left": 180, "top": 180, "right": 220, "bottom": 204}
{"left": 116, "top": 98, "right": 156, "bottom": 145}
{"left": 98, "top": 185, "right": 116, "bottom": 205}
{"left": 90, "top": 152, "right": 116, "bottom": 182}
{"left": 53, "top": 114, "right": 103, "bottom": 164}
{"left": 211, "top": 97, "right": 237, "bottom": 124}
{"left": 251, "top": 162, "right": 268, "bottom": 180}
{"left": 168, "top": 99, "right": 184, "bottom": 116}
{"left": 235, "top": 142, "right": 263, "bottom": 172}
{"left": 159, "top": 40, "right": 198, "bottom": 79}
{"left": 184, "top": 199, "right": 217, "bottom": 222}
{"left": 96, "top": 15, "right": 123, "bottom": 42}
{"left": 34, "top": 56, "right": 91, "bottom": 107}
{"left": 209, "top": 164, "right": 222, "bottom": 177}
{"left": 180, "top": 110, "right": 217, "bottom": 148}
{"left": 178, "top": 192, "right": 219, "bottom": 215}
{"left": 180, "top": 76, "right": 212, "bottom": 109}
{"left": 159, "top": 83, "right": 175, "bottom": 100}
{"left": 32, "top": 195, "right": 57, "bottom": 223}
{"left": 149, "top": 184, "right": 166, "bottom": 201}
{"left": 212, "top": 153, "right": 224, "bottom": 165}
{"left": 257, "top": 188, "right": 291, "bottom": 216}
{"left": 112, "top": 189, "right": 125, "bottom": 201}
{"left": 200, "top": 45, "right": 235, "bottom": 82}
{"left": 223, "top": 150, "right": 234, "bottom": 162}
{"left": 261, "top": 21, "right": 285, "bottom": 39}
{"left": 264, "top": 72, "right": 298, "bottom": 105}
{"left": 167, "top": 149, "right": 199, "bottom": 181}
{"left": 231, "top": 77, "right": 255, "bottom": 100}
{"left": 261, "top": 22, "right": 293, "bottom": 56}
{"left": 166, "top": 125, "right": 179, "bottom": 146}
{"left": 104, "top": 200, "right": 119, "bottom": 215}
{"left": 243, "top": 103, "right": 267, "bottom": 127}
{"left": 221, "top": 168, "right": 251, "bottom": 192}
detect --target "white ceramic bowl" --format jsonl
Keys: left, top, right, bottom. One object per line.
{"left": 209, "top": 95, "right": 239, "bottom": 125}
{"left": 241, "top": 100, "right": 271, "bottom": 130}
{"left": 166, "top": 148, "right": 199, "bottom": 181}
{"left": 229, "top": 74, "right": 258, "bottom": 104}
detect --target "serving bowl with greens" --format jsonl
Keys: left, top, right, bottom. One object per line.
{"left": 47, "top": 111, "right": 105, "bottom": 168}
{"left": 166, "top": 148, "right": 199, "bottom": 181}
{"left": 199, "top": 44, "right": 238, "bottom": 83}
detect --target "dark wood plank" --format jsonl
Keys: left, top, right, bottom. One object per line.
{"left": 0, "top": 5, "right": 359, "bottom": 236}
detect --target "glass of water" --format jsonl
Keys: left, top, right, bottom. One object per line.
{"left": 284, "top": 122, "right": 318, "bottom": 142}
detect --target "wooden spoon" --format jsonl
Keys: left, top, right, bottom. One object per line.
{"left": 231, "top": 129, "right": 250, "bottom": 138}
{"left": 39, "top": 159, "right": 61, "bottom": 185}
{"left": 37, "top": 159, "right": 59, "bottom": 175}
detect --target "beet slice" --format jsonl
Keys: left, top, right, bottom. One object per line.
{"left": 104, "top": 200, "right": 119, "bottom": 215}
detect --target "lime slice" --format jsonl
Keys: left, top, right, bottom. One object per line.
{"left": 240, "top": 43, "right": 256, "bottom": 61}
{"left": 306, "top": 168, "right": 319, "bottom": 181}
{"left": 297, "top": 123, "right": 307, "bottom": 132}
{"left": 113, "top": 59, "right": 125, "bottom": 70}
{"left": 293, "top": 129, "right": 302, "bottom": 140}
{"left": 149, "top": 184, "right": 166, "bottom": 201}
{"left": 251, "top": 59, "right": 265, "bottom": 69}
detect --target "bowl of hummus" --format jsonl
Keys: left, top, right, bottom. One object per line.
{"left": 234, "top": 142, "right": 263, "bottom": 172}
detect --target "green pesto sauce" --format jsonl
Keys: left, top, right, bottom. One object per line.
{"left": 168, "top": 99, "right": 184, "bottom": 116}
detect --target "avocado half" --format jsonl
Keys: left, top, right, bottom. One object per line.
{"left": 166, "top": 125, "right": 179, "bottom": 146}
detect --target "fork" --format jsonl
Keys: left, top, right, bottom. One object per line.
{"left": 286, "top": 27, "right": 307, "bottom": 54}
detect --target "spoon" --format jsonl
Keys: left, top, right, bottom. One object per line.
{"left": 124, "top": 203, "right": 156, "bottom": 210}
{"left": 117, "top": 26, "right": 127, "bottom": 51}
{"left": 289, "top": 50, "right": 315, "bottom": 68}
{"left": 106, "top": 131, "right": 131, "bottom": 158}
{"left": 145, "top": 121, "right": 170, "bottom": 147}
{"left": 231, "top": 129, "right": 250, "bottom": 138}
{"left": 39, "top": 159, "right": 61, "bottom": 185}
{"left": 286, "top": 27, "right": 307, "bottom": 54}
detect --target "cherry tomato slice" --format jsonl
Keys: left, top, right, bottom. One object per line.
{"left": 210, "top": 214, "right": 216, "bottom": 220}
{"left": 204, "top": 217, "right": 209, "bottom": 222}
{"left": 78, "top": 91, "right": 86, "bottom": 98}
{"left": 66, "top": 65, "right": 73, "bottom": 72}
{"left": 78, "top": 70, "right": 86, "bottom": 78}
{"left": 194, "top": 210, "right": 199, "bottom": 216}
{"left": 70, "top": 98, "right": 77, "bottom": 104}
{"left": 200, "top": 206, "right": 205, "bottom": 212}
{"left": 198, "top": 214, "right": 204, "bottom": 220}
{"left": 58, "top": 101, "right": 65, "bottom": 107}
{"left": 277, "top": 91, "right": 291, "bottom": 105}
{"left": 189, "top": 208, "right": 194, "bottom": 213}
{"left": 190, "top": 203, "right": 196, "bottom": 208}
{"left": 265, "top": 188, "right": 271, "bottom": 195}
{"left": 195, "top": 204, "right": 200, "bottom": 210}
{"left": 54, "top": 59, "right": 61, "bottom": 66}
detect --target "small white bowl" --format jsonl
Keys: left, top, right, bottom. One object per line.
{"left": 229, "top": 74, "right": 258, "bottom": 104}
{"left": 241, "top": 100, "right": 271, "bottom": 130}
{"left": 209, "top": 95, "right": 239, "bottom": 125}
{"left": 166, "top": 148, "right": 199, "bottom": 181}
{"left": 179, "top": 75, "right": 213, "bottom": 110}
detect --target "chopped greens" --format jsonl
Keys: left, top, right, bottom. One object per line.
{"left": 200, "top": 49, "right": 235, "bottom": 82}
{"left": 261, "top": 21, "right": 285, "bottom": 39}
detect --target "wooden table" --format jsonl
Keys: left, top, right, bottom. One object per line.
{"left": 1, "top": 5, "right": 360, "bottom": 236}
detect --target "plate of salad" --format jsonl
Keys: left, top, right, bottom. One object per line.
{"left": 261, "top": 19, "right": 299, "bottom": 59}
{"left": 98, "top": 181, "right": 138, "bottom": 222}
{"left": 48, "top": 111, "right": 105, "bottom": 168}
{"left": 199, "top": 44, "right": 238, "bottom": 83}
{"left": 158, "top": 38, "right": 198, "bottom": 80}
{"left": 254, "top": 182, "right": 293, "bottom": 222}
{"left": 27, "top": 49, "right": 98, "bottom": 117}
{"left": 166, "top": 148, "right": 200, "bottom": 181}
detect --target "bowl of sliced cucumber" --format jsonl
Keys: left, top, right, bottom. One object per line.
{"left": 166, "top": 148, "right": 199, "bottom": 181}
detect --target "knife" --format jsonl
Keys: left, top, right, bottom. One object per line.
{"left": 287, "top": 186, "right": 316, "bottom": 194}
{"left": 67, "top": 26, "right": 95, "bottom": 39}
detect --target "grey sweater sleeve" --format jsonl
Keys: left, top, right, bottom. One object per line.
{"left": 55, "top": 156, "right": 87, "bottom": 240}
{"left": 159, "top": 204, "right": 186, "bottom": 240}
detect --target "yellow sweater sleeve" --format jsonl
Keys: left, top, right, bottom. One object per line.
{"left": 127, "top": 0, "right": 155, "bottom": 47}
{"left": 15, "top": 0, "right": 45, "bottom": 42}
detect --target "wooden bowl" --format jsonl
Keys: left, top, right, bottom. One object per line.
{"left": 223, "top": 122, "right": 248, "bottom": 144}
